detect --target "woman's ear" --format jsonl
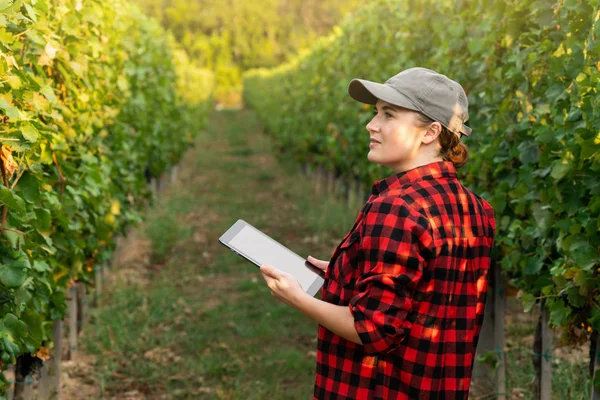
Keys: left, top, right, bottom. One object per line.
{"left": 422, "top": 122, "right": 442, "bottom": 144}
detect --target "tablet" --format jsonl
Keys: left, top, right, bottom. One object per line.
{"left": 219, "top": 219, "right": 324, "bottom": 296}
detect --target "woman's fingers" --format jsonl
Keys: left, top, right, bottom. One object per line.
{"left": 260, "top": 265, "right": 278, "bottom": 287}
{"left": 260, "top": 264, "right": 279, "bottom": 278}
{"left": 307, "top": 255, "right": 329, "bottom": 272}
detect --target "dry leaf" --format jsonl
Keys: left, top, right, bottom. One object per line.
{"left": 0, "top": 145, "right": 19, "bottom": 180}
{"left": 35, "top": 346, "right": 51, "bottom": 361}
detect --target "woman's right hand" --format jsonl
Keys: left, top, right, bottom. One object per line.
{"left": 307, "top": 255, "right": 329, "bottom": 273}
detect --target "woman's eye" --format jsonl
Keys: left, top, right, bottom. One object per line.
{"left": 372, "top": 110, "right": 392, "bottom": 118}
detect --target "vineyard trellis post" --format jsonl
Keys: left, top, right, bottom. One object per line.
{"left": 592, "top": 333, "right": 600, "bottom": 400}
{"left": 540, "top": 303, "right": 552, "bottom": 400}
{"left": 326, "top": 168, "right": 335, "bottom": 195}
{"left": 76, "top": 282, "right": 88, "bottom": 335}
{"left": 50, "top": 321, "right": 62, "bottom": 399}
{"left": 93, "top": 264, "right": 103, "bottom": 307}
{"left": 66, "top": 285, "right": 78, "bottom": 360}
{"left": 494, "top": 262, "right": 506, "bottom": 400}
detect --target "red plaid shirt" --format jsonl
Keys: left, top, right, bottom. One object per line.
{"left": 314, "top": 161, "right": 496, "bottom": 400}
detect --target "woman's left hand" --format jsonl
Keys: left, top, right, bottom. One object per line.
{"left": 259, "top": 264, "right": 307, "bottom": 308}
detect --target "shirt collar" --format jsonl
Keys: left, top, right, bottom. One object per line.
{"left": 371, "top": 161, "right": 457, "bottom": 196}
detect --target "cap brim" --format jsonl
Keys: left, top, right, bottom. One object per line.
{"left": 460, "top": 124, "right": 472, "bottom": 137}
{"left": 349, "top": 78, "right": 473, "bottom": 138}
{"left": 348, "top": 78, "right": 419, "bottom": 112}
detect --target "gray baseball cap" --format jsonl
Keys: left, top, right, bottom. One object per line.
{"left": 348, "top": 67, "right": 472, "bottom": 137}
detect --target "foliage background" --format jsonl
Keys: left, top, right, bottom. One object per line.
{"left": 243, "top": 0, "right": 600, "bottom": 349}
{"left": 134, "top": 0, "right": 362, "bottom": 104}
{"left": 0, "top": 0, "right": 213, "bottom": 394}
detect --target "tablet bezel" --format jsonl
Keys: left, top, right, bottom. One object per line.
{"left": 219, "top": 219, "right": 324, "bottom": 296}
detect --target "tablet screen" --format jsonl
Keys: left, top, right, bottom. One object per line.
{"left": 222, "top": 221, "right": 324, "bottom": 296}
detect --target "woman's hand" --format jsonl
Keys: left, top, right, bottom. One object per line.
{"left": 307, "top": 255, "right": 329, "bottom": 273}
{"left": 259, "top": 264, "right": 307, "bottom": 308}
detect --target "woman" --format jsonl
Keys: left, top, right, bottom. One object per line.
{"left": 260, "top": 67, "right": 496, "bottom": 399}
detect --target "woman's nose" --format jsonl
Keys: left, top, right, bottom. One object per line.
{"left": 366, "top": 118, "right": 378, "bottom": 133}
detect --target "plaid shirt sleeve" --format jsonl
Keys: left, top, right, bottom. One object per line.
{"left": 349, "top": 196, "right": 432, "bottom": 355}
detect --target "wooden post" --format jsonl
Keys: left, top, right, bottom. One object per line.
{"left": 334, "top": 176, "right": 344, "bottom": 198}
{"left": 76, "top": 282, "right": 88, "bottom": 334}
{"left": 346, "top": 178, "right": 355, "bottom": 209}
{"left": 158, "top": 173, "right": 164, "bottom": 194}
{"left": 49, "top": 320, "right": 62, "bottom": 400}
{"left": 311, "top": 167, "right": 319, "bottom": 194}
{"left": 13, "top": 356, "right": 33, "bottom": 400}
{"left": 34, "top": 363, "right": 50, "bottom": 400}
{"left": 66, "top": 285, "right": 77, "bottom": 360}
{"left": 494, "top": 263, "right": 506, "bottom": 400}
{"left": 540, "top": 303, "right": 552, "bottom": 400}
{"left": 150, "top": 177, "right": 158, "bottom": 201}
{"left": 591, "top": 332, "right": 600, "bottom": 400}
{"left": 326, "top": 169, "right": 335, "bottom": 195}
{"left": 314, "top": 164, "right": 324, "bottom": 195}
{"left": 359, "top": 182, "right": 366, "bottom": 203}
{"left": 355, "top": 181, "right": 364, "bottom": 209}
{"left": 5, "top": 364, "right": 15, "bottom": 400}
{"left": 93, "top": 265, "right": 103, "bottom": 307}
{"left": 170, "top": 165, "right": 177, "bottom": 184}
{"left": 472, "top": 278, "right": 495, "bottom": 382}
{"left": 161, "top": 171, "right": 169, "bottom": 192}
{"left": 319, "top": 165, "right": 326, "bottom": 196}
{"left": 300, "top": 163, "right": 308, "bottom": 177}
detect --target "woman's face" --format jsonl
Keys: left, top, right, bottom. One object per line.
{"left": 366, "top": 99, "right": 427, "bottom": 173}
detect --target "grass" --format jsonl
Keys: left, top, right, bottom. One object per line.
{"left": 82, "top": 109, "right": 356, "bottom": 399}
{"left": 82, "top": 108, "right": 592, "bottom": 399}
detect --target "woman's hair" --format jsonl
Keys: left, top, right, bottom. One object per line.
{"left": 413, "top": 112, "right": 469, "bottom": 168}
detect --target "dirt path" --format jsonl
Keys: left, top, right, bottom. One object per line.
{"left": 63, "top": 109, "right": 350, "bottom": 399}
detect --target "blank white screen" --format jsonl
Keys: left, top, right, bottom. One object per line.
{"left": 229, "top": 225, "right": 318, "bottom": 291}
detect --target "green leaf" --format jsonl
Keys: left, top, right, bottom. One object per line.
{"left": 32, "top": 260, "right": 50, "bottom": 272}
{"left": 548, "top": 299, "right": 570, "bottom": 326}
{"left": 17, "top": 173, "right": 40, "bottom": 202}
{"left": 476, "top": 350, "right": 499, "bottom": 369}
{"left": 566, "top": 108, "right": 582, "bottom": 123}
{"left": 594, "top": 369, "right": 600, "bottom": 391}
{"left": 21, "top": 312, "right": 43, "bottom": 343}
{"left": 2, "top": 313, "right": 27, "bottom": 341}
{"left": 566, "top": 287, "right": 586, "bottom": 308}
{"left": 518, "top": 141, "right": 539, "bottom": 165}
{"left": 40, "top": 86, "right": 57, "bottom": 102}
{"left": 0, "top": 186, "right": 26, "bottom": 213}
{"left": 0, "top": 0, "right": 13, "bottom": 12}
{"left": 467, "top": 39, "right": 485, "bottom": 54}
{"left": 21, "top": 124, "right": 39, "bottom": 143}
{"left": 580, "top": 138, "right": 599, "bottom": 160}
{"left": 0, "top": 258, "right": 29, "bottom": 288}
{"left": 2, "top": 228, "right": 22, "bottom": 248}
{"left": 522, "top": 293, "right": 536, "bottom": 313}
{"left": 7, "top": 75, "right": 21, "bottom": 89}
{"left": 532, "top": 203, "right": 552, "bottom": 233}
{"left": 2, "top": 336, "right": 19, "bottom": 356}
{"left": 572, "top": 245, "right": 598, "bottom": 271}
{"left": 551, "top": 162, "right": 570, "bottom": 181}
{"left": 0, "top": 98, "right": 20, "bottom": 119}
{"left": 24, "top": 3, "right": 37, "bottom": 22}
{"left": 525, "top": 257, "right": 544, "bottom": 275}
